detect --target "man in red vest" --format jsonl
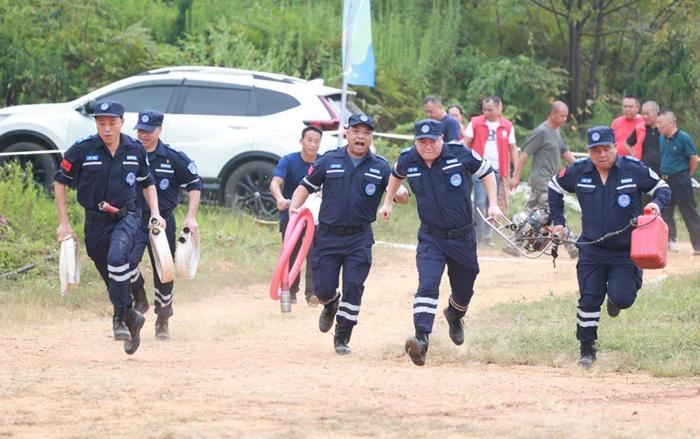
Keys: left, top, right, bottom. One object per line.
{"left": 611, "top": 95, "right": 645, "bottom": 157}
{"left": 465, "top": 96, "right": 517, "bottom": 246}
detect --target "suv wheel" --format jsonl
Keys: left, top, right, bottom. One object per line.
{"left": 0, "top": 141, "right": 57, "bottom": 189}
{"left": 223, "top": 160, "right": 277, "bottom": 220}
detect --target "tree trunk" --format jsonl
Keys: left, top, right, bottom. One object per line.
{"left": 587, "top": 1, "right": 606, "bottom": 101}
{"left": 568, "top": 19, "right": 582, "bottom": 115}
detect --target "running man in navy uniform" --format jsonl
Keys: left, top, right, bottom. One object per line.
{"left": 129, "top": 110, "right": 202, "bottom": 340}
{"left": 380, "top": 119, "right": 501, "bottom": 366}
{"left": 548, "top": 126, "right": 671, "bottom": 366}
{"left": 54, "top": 101, "right": 164, "bottom": 355}
{"left": 288, "top": 114, "right": 409, "bottom": 355}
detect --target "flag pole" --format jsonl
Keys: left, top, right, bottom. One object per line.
{"left": 339, "top": 1, "right": 353, "bottom": 147}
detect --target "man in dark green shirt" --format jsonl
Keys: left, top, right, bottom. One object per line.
{"left": 658, "top": 111, "right": 700, "bottom": 253}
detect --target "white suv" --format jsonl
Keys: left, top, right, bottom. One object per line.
{"left": 0, "top": 66, "right": 360, "bottom": 218}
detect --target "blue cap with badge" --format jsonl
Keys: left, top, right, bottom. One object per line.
{"left": 414, "top": 119, "right": 442, "bottom": 139}
{"left": 586, "top": 126, "right": 615, "bottom": 148}
{"left": 93, "top": 101, "right": 125, "bottom": 118}
{"left": 347, "top": 114, "right": 376, "bottom": 130}
{"left": 134, "top": 109, "right": 164, "bottom": 132}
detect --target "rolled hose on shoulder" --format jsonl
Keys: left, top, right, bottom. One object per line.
{"left": 149, "top": 218, "right": 175, "bottom": 283}
{"left": 175, "top": 226, "right": 200, "bottom": 280}
{"left": 59, "top": 236, "right": 80, "bottom": 296}
{"left": 269, "top": 207, "right": 315, "bottom": 300}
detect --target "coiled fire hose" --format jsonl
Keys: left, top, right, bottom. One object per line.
{"left": 149, "top": 217, "right": 175, "bottom": 283}
{"left": 59, "top": 236, "right": 80, "bottom": 295}
{"left": 175, "top": 226, "right": 200, "bottom": 280}
{"left": 269, "top": 207, "right": 315, "bottom": 313}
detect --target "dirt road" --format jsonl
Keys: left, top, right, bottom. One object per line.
{"left": 2, "top": 243, "right": 699, "bottom": 438}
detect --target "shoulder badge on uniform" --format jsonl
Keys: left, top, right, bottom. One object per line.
{"left": 375, "top": 154, "right": 388, "bottom": 163}
{"left": 75, "top": 134, "right": 94, "bottom": 144}
{"left": 623, "top": 156, "right": 640, "bottom": 163}
{"left": 575, "top": 157, "right": 588, "bottom": 163}
{"left": 60, "top": 159, "right": 72, "bottom": 172}
{"left": 187, "top": 162, "right": 197, "bottom": 174}
{"left": 470, "top": 149, "right": 483, "bottom": 161}
{"left": 649, "top": 168, "right": 660, "bottom": 179}
{"left": 400, "top": 147, "right": 412, "bottom": 155}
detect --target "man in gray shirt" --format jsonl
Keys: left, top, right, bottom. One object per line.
{"left": 510, "top": 101, "right": 576, "bottom": 207}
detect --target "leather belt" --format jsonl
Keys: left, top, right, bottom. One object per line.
{"left": 319, "top": 222, "right": 368, "bottom": 236}
{"left": 420, "top": 223, "right": 472, "bottom": 239}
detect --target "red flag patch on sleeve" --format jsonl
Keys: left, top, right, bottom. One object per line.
{"left": 307, "top": 165, "right": 314, "bottom": 175}
{"left": 558, "top": 167, "right": 566, "bottom": 178}
{"left": 60, "top": 159, "right": 72, "bottom": 172}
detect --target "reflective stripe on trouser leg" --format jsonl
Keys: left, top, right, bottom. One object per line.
{"left": 576, "top": 254, "right": 607, "bottom": 343}
{"left": 415, "top": 240, "right": 447, "bottom": 334}
{"left": 154, "top": 284, "right": 174, "bottom": 316}
{"left": 576, "top": 307, "right": 601, "bottom": 342}
{"left": 336, "top": 246, "right": 372, "bottom": 329}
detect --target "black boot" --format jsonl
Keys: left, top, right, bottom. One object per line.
{"left": 319, "top": 295, "right": 340, "bottom": 333}
{"left": 606, "top": 298, "right": 620, "bottom": 318}
{"left": 132, "top": 284, "right": 149, "bottom": 314}
{"left": 112, "top": 315, "right": 129, "bottom": 341}
{"left": 443, "top": 306, "right": 465, "bottom": 345}
{"left": 578, "top": 341, "right": 597, "bottom": 367}
{"left": 155, "top": 314, "right": 170, "bottom": 341}
{"left": 122, "top": 308, "right": 145, "bottom": 355}
{"left": 334, "top": 325, "right": 353, "bottom": 355}
{"left": 405, "top": 331, "right": 429, "bottom": 366}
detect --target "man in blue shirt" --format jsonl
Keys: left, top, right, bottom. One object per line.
{"left": 657, "top": 111, "right": 700, "bottom": 253}
{"left": 289, "top": 114, "right": 409, "bottom": 355}
{"left": 423, "top": 96, "right": 463, "bottom": 143}
{"left": 129, "top": 110, "right": 203, "bottom": 340}
{"left": 548, "top": 126, "right": 671, "bottom": 367}
{"left": 269, "top": 126, "right": 322, "bottom": 306}
{"left": 380, "top": 119, "right": 501, "bottom": 367}
{"left": 54, "top": 101, "right": 164, "bottom": 355}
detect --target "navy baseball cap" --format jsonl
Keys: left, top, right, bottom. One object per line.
{"left": 587, "top": 126, "right": 615, "bottom": 148}
{"left": 415, "top": 119, "right": 442, "bottom": 139}
{"left": 134, "top": 110, "right": 164, "bottom": 131}
{"left": 347, "top": 114, "right": 376, "bottom": 130}
{"left": 93, "top": 101, "right": 125, "bottom": 118}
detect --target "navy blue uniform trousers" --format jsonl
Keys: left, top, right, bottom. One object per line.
{"left": 576, "top": 246, "right": 642, "bottom": 342}
{"left": 414, "top": 228, "right": 479, "bottom": 334}
{"left": 84, "top": 211, "right": 141, "bottom": 313}
{"left": 311, "top": 228, "right": 372, "bottom": 330}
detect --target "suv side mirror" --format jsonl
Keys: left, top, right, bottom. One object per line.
{"left": 77, "top": 100, "right": 96, "bottom": 116}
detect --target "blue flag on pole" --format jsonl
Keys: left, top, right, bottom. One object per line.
{"left": 343, "top": 0, "right": 375, "bottom": 87}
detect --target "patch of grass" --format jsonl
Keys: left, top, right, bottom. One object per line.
{"left": 442, "top": 272, "right": 700, "bottom": 377}
{"left": 0, "top": 162, "right": 83, "bottom": 272}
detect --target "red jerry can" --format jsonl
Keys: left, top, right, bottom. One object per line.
{"left": 630, "top": 208, "right": 668, "bottom": 269}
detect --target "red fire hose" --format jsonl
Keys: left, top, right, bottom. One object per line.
{"left": 269, "top": 207, "right": 315, "bottom": 301}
